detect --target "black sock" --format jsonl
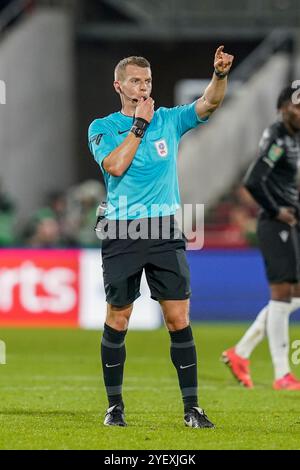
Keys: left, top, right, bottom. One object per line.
{"left": 169, "top": 325, "right": 199, "bottom": 412}
{"left": 101, "top": 323, "right": 127, "bottom": 409}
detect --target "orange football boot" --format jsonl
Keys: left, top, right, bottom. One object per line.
{"left": 222, "top": 347, "right": 254, "bottom": 388}
{"left": 273, "top": 373, "right": 300, "bottom": 391}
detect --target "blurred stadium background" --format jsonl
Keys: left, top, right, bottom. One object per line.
{"left": 1, "top": 0, "right": 300, "bottom": 327}
{"left": 0, "top": 0, "right": 300, "bottom": 450}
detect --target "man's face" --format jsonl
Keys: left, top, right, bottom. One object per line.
{"left": 115, "top": 65, "right": 152, "bottom": 103}
{"left": 282, "top": 101, "right": 300, "bottom": 131}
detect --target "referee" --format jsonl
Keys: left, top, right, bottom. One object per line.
{"left": 223, "top": 85, "right": 300, "bottom": 390}
{"left": 89, "top": 47, "right": 234, "bottom": 427}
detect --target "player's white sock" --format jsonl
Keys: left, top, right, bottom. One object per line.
{"left": 291, "top": 297, "right": 300, "bottom": 312}
{"left": 267, "top": 300, "right": 291, "bottom": 380}
{"left": 235, "top": 298, "right": 300, "bottom": 360}
{"left": 235, "top": 306, "right": 268, "bottom": 359}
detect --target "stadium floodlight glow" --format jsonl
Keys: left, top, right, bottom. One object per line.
{"left": 0, "top": 340, "right": 6, "bottom": 365}
{"left": 0, "top": 80, "right": 6, "bottom": 104}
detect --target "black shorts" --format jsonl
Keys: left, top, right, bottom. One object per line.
{"left": 101, "top": 216, "right": 191, "bottom": 306}
{"left": 257, "top": 217, "right": 300, "bottom": 284}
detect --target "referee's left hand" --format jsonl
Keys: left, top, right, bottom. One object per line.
{"left": 214, "top": 45, "right": 234, "bottom": 75}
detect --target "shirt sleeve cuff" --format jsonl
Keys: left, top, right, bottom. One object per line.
{"left": 193, "top": 100, "right": 210, "bottom": 123}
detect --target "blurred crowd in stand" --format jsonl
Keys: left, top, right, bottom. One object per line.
{"left": 0, "top": 174, "right": 259, "bottom": 249}
{"left": 0, "top": 179, "right": 16, "bottom": 247}
{"left": 204, "top": 185, "right": 258, "bottom": 249}
{"left": 0, "top": 179, "right": 105, "bottom": 248}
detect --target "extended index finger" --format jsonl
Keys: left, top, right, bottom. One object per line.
{"left": 215, "top": 45, "right": 224, "bottom": 57}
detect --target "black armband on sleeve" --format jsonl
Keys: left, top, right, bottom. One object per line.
{"left": 130, "top": 117, "right": 149, "bottom": 139}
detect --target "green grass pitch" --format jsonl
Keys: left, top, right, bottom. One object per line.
{"left": 0, "top": 324, "right": 300, "bottom": 450}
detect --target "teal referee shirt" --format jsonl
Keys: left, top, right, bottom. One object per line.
{"left": 88, "top": 101, "right": 208, "bottom": 220}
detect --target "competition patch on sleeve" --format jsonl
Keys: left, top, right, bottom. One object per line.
{"left": 267, "top": 144, "right": 284, "bottom": 162}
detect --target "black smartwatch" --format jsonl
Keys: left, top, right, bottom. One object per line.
{"left": 130, "top": 117, "right": 149, "bottom": 139}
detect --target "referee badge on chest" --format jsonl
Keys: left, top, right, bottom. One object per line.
{"left": 154, "top": 139, "right": 168, "bottom": 157}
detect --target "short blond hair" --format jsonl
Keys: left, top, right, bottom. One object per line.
{"left": 114, "top": 56, "right": 151, "bottom": 81}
